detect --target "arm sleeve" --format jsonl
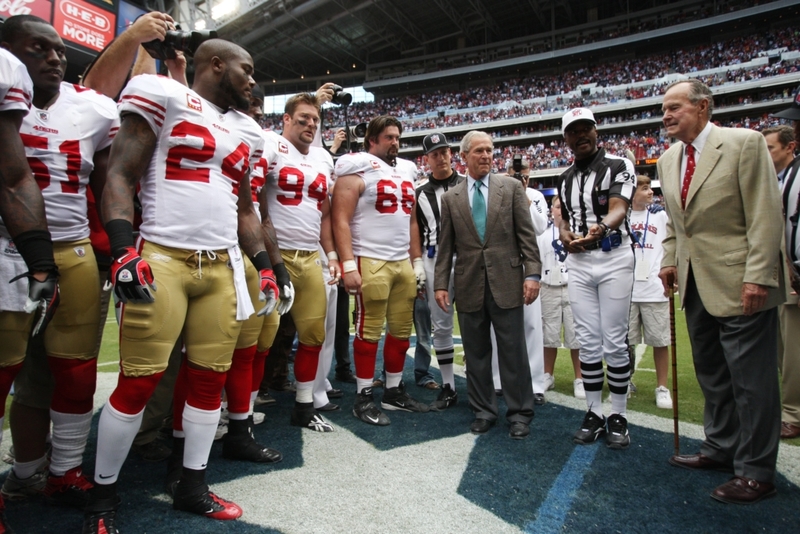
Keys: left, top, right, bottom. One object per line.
{"left": 0, "top": 51, "right": 33, "bottom": 113}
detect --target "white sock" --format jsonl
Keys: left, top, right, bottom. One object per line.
{"left": 49, "top": 410, "right": 93, "bottom": 477}
{"left": 586, "top": 390, "right": 603, "bottom": 418}
{"left": 296, "top": 380, "right": 313, "bottom": 404}
{"left": 439, "top": 364, "right": 455, "bottom": 390}
{"left": 610, "top": 393, "right": 628, "bottom": 419}
{"left": 182, "top": 404, "right": 219, "bottom": 471}
{"left": 228, "top": 411, "right": 248, "bottom": 421}
{"left": 249, "top": 390, "right": 258, "bottom": 415}
{"left": 385, "top": 372, "right": 402, "bottom": 389}
{"left": 13, "top": 455, "right": 48, "bottom": 479}
{"left": 94, "top": 403, "right": 144, "bottom": 485}
{"left": 356, "top": 378, "right": 373, "bottom": 392}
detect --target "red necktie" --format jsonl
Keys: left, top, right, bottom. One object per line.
{"left": 681, "top": 144, "right": 695, "bottom": 210}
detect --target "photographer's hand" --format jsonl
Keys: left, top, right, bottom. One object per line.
{"left": 316, "top": 83, "right": 337, "bottom": 105}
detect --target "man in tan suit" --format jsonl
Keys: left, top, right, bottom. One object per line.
{"left": 657, "top": 80, "right": 785, "bottom": 505}
{"left": 434, "top": 131, "right": 540, "bottom": 439}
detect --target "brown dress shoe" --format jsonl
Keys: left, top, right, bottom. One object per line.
{"left": 669, "top": 453, "right": 733, "bottom": 472}
{"left": 711, "top": 476, "right": 776, "bottom": 505}
{"left": 780, "top": 422, "right": 800, "bottom": 439}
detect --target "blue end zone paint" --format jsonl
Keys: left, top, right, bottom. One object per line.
{"left": 525, "top": 444, "right": 598, "bottom": 533}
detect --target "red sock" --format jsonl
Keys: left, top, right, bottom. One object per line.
{"left": 384, "top": 333, "right": 409, "bottom": 374}
{"left": 48, "top": 357, "right": 98, "bottom": 414}
{"left": 251, "top": 349, "right": 269, "bottom": 392}
{"left": 225, "top": 346, "right": 256, "bottom": 414}
{"left": 185, "top": 366, "right": 226, "bottom": 411}
{"left": 109, "top": 371, "right": 164, "bottom": 415}
{"left": 172, "top": 356, "right": 190, "bottom": 432}
{"left": 353, "top": 337, "right": 378, "bottom": 379}
{"left": 294, "top": 343, "right": 321, "bottom": 383}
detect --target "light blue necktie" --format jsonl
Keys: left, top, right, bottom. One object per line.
{"left": 472, "top": 179, "right": 486, "bottom": 242}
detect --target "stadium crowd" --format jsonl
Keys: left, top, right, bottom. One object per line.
{"left": 0, "top": 7, "right": 797, "bottom": 534}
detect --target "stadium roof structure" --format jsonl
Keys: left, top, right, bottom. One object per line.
{"left": 168, "top": 0, "right": 725, "bottom": 94}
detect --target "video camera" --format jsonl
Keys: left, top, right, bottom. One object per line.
{"left": 142, "top": 25, "right": 217, "bottom": 61}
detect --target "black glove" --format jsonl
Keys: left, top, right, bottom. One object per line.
{"left": 11, "top": 270, "right": 60, "bottom": 337}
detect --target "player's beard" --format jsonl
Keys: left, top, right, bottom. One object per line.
{"left": 221, "top": 70, "right": 250, "bottom": 111}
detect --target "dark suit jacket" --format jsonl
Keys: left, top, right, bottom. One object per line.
{"left": 434, "top": 173, "right": 541, "bottom": 312}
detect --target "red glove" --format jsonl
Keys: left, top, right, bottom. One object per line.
{"left": 110, "top": 246, "right": 156, "bottom": 303}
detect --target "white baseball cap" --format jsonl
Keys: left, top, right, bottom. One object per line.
{"left": 561, "top": 108, "right": 596, "bottom": 134}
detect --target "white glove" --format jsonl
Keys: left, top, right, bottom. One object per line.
{"left": 277, "top": 282, "right": 295, "bottom": 315}
{"left": 413, "top": 257, "right": 426, "bottom": 291}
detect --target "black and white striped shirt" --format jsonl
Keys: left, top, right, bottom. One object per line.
{"left": 416, "top": 169, "right": 465, "bottom": 250}
{"left": 558, "top": 148, "right": 636, "bottom": 239}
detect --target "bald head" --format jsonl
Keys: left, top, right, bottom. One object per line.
{"left": 193, "top": 39, "right": 251, "bottom": 74}
{"left": 192, "top": 38, "right": 255, "bottom": 111}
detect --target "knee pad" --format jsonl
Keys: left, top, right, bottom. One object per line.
{"left": 109, "top": 370, "right": 165, "bottom": 415}
{"left": 49, "top": 357, "right": 98, "bottom": 414}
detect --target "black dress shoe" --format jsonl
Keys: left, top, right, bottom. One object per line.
{"left": 335, "top": 373, "right": 357, "bottom": 384}
{"left": 534, "top": 393, "right": 546, "bottom": 406}
{"left": 711, "top": 476, "right": 776, "bottom": 505}
{"left": 326, "top": 388, "right": 343, "bottom": 399}
{"left": 669, "top": 453, "right": 733, "bottom": 472}
{"left": 317, "top": 402, "right": 340, "bottom": 412}
{"left": 509, "top": 422, "right": 530, "bottom": 440}
{"left": 470, "top": 418, "right": 494, "bottom": 434}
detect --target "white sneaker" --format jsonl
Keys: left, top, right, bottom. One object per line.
{"left": 573, "top": 379, "right": 586, "bottom": 399}
{"left": 655, "top": 386, "right": 672, "bottom": 410}
{"left": 252, "top": 412, "right": 265, "bottom": 425}
{"left": 543, "top": 373, "right": 555, "bottom": 391}
{"left": 214, "top": 421, "right": 228, "bottom": 441}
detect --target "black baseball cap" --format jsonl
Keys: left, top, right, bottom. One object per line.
{"left": 422, "top": 132, "right": 450, "bottom": 154}
{"left": 772, "top": 86, "right": 800, "bottom": 120}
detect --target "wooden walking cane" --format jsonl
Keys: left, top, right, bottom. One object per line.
{"left": 669, "top": 287, "right": 679, "bottom": 455}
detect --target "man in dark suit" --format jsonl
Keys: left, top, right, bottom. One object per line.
{"left": 434, "top": 131, "right": 541, "bottom": 439}
{"left": 658, "top": 79, "right": 785, "bottom": 505}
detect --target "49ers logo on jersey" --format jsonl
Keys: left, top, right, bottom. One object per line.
{"left": 370, "top": 160, "right": 381, "bottom": 170}
{"left": 187, "top": 94, "right": 202, "bottom": 112}
{"left": 278, "top": 141, "right": 289, "bottom": 154}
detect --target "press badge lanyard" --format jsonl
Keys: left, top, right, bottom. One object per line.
{"left": 635, "top": 210, "right": 650, "bottom": 281}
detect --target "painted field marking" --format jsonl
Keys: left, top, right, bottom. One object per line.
{"left": 525, "top": 444, "right": 599, "bottom": 533}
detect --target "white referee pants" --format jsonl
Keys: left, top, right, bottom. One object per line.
{"left": 423, "top": 254, "right": 455, "bottom": 352}
{"left": 566, "top": 246, "right": 633, "bottom": 369}
{"left": 312, "top": 270, "right": 337, "bottom": 409}
{"left": 491, "top": 296, "right": 545, "bottom": 395}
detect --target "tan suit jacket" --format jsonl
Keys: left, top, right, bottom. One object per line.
{"left": 658, "top": 124, "right": 785, "bottom": 317}
{"left": 434, "top": 173, "right": 541, "bottom": 312}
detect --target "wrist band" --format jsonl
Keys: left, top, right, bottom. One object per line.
{"left": 327, "top": 251, "right": 339, "bottom": 261}
{"left": 342, "top": 260, "right": 357, "bottom": 273}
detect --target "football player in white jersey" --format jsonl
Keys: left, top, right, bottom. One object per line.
{"left": 0, "top": 43, "right": 59, "bottom": 534}
{"left": 1, "top": 14, "right": 116, "bottom": 510}
{"left": 332, "top": 115, "right": 429, "bottom": 425}
{"left": 260, "top": 92, "right": 340, "bottom": 431}
{"left": 84, "top": 40, "right": 278, "bottom": 533}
